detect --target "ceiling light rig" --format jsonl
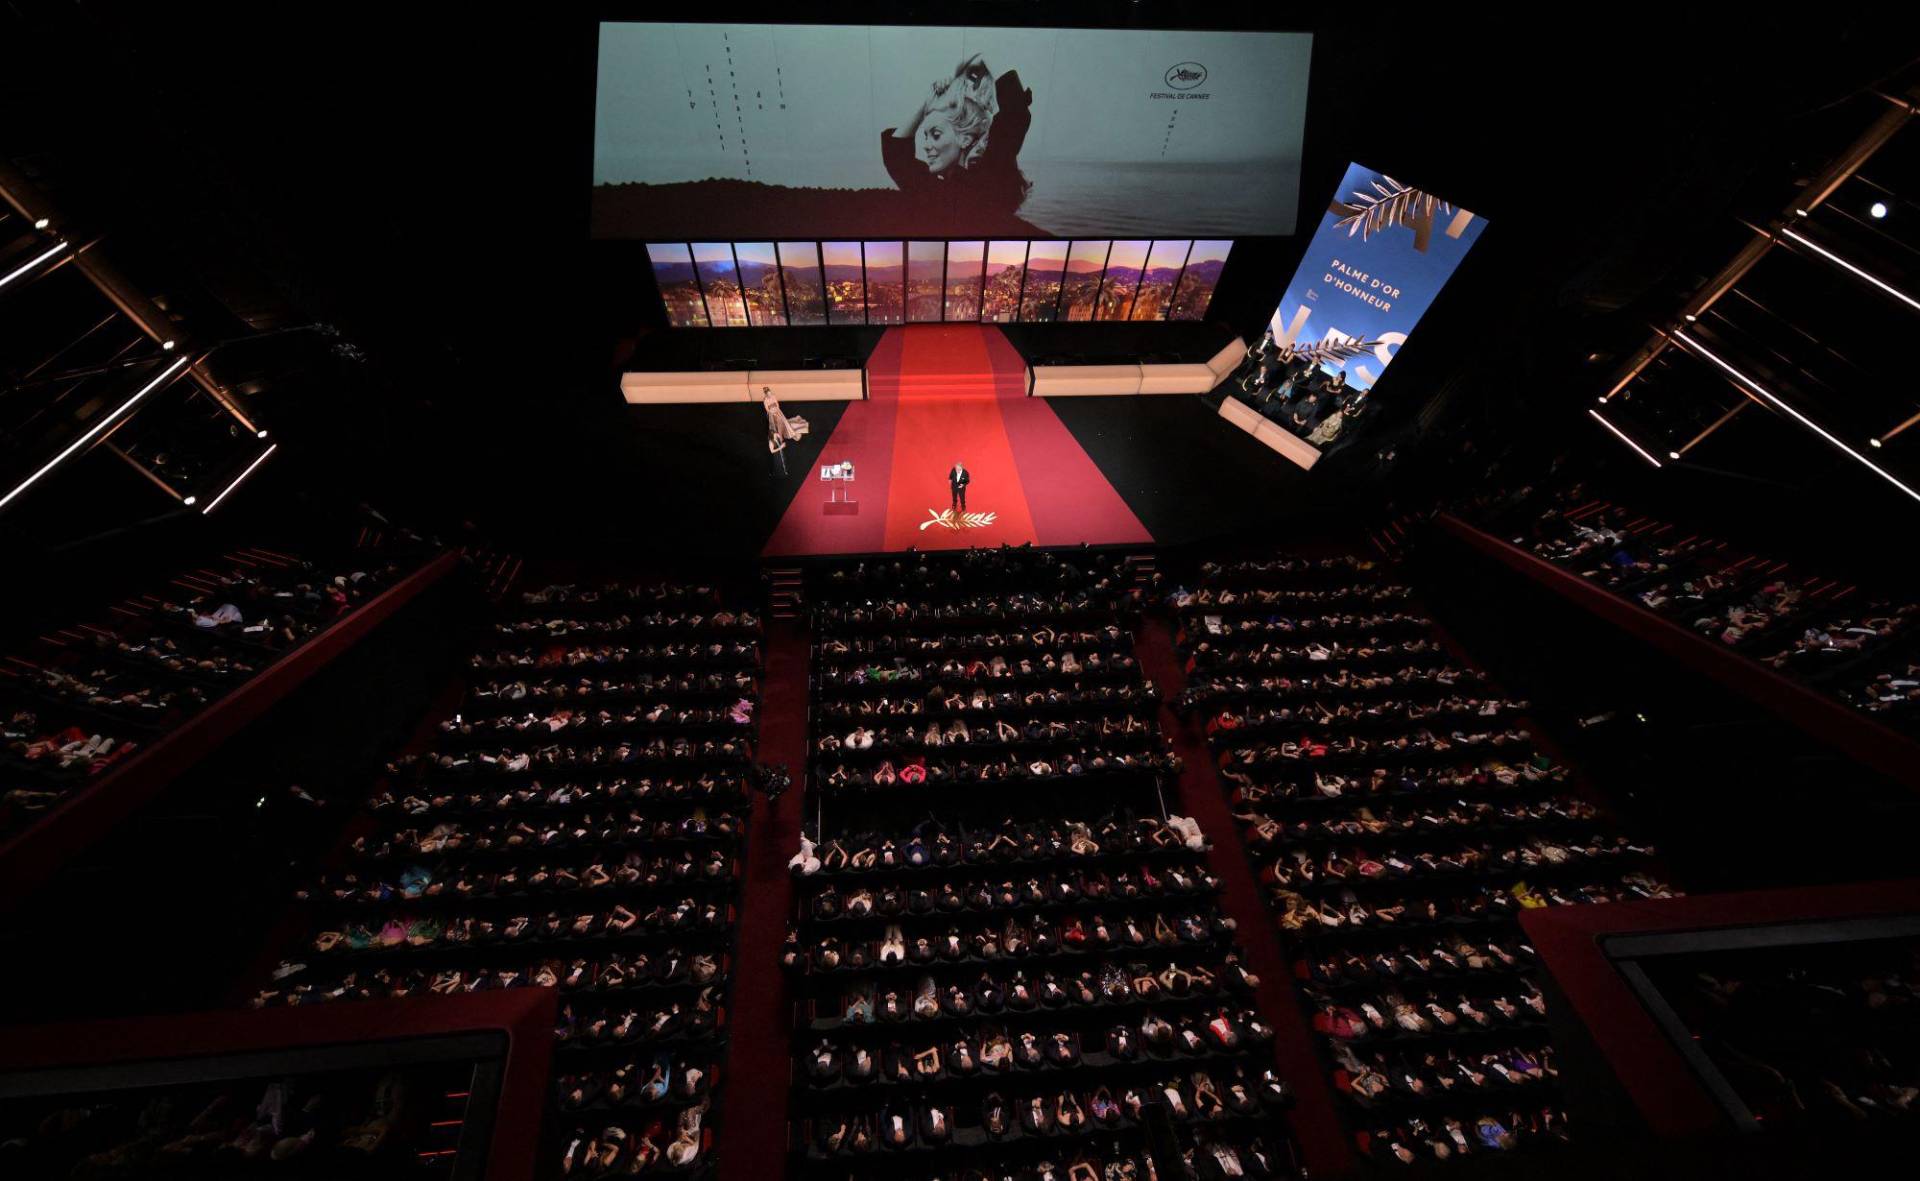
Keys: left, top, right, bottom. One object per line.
{"left": 1587, "top": 407, "right": 1664, "bottom": 468}
{"left": 0, "top": 355, "right": 190, "bottom": 512}
{"left": 1673, "top": 329, "right": 1920, "bottom": 504}
{"left": 1, "top": 240, "right": 69, "bottom": 291}
{"left": 200, "top": 444, "right": 277, "bottom": 515}
{"left": 1780, "top": 227, "right": 1919, "bottom": 312}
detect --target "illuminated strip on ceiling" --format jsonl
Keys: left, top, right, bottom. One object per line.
{"left": 1780, "top": 228, "right": 1919, "bottom": 313}
{"left": 1673, "top": 329, "right": 1920, "bottom": 504}
{"left": 1, "top": 240, "right": 70, "bottom": 291}
{"left": 200, "top": 443, "right": 277, "bottom": 515}
{"left": 1586, "top": 408, "right": 1663, "bottom": 467}
{"left": 0, "top": 355, "right": 191, "bottom": 511}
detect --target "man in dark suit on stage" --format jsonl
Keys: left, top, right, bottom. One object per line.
{"left": 949, "top": 460, "right": 970, "bottom": 512}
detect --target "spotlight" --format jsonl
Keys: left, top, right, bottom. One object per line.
{"left": 1668, "top": 451, "right": 1681, "bottom": 460}
{"left": 33, "top": 217, "right": 50, "bottom": 230}
{"left": 1869, "top": 437, "right": 1883, "bottom": 448}
{"left": 1596, "top": 395, "right": 1608, "bottom": 404}
{"left": 1870, "top": 201, "right": 1888, "bottom": 219}
{"left": 183, "top": 495, "right": 198, "bottom": 506}
{"left": 1794, "top": 208, "right": 1809, "bottom": 217}
{"left": 161, "top": 339, "right": 176, "bottom": 351}
{"left": 1683, "top": 313, "right": 1697, "bottom": 322}
{"left": 256, "top": 428, "right": 269, "bottom": 439}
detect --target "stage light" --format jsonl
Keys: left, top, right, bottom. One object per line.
{"left": 1869, "top": 437, "right": 1883, "bottom": 448}
{"left": 183, "top": 495, "right": 198, "bottom": 506}
{"left": 201, "top": 443, "right": 277, "bottom": 515}
{"left": 33, "top": 217, "right": 50, "bottom": 230}
{"left": 1587, "top": 408, "right": 1663, "bottom": 468}
{"left": 1870, "top": 201, "right": 1888, "bottom": 219}
{"left": 0, "top": 355, "right": 190, "bottom": 511}
{"left": 162, "top": 339, "right": 177, "bottom": 351}
{"left": 1683, "top": 313, "right": 1697, "bottom": 322}
{"left": 1, "top": 240, "right": 69, "bottom": 291}
{"left": 1669, "top": 451, "right": 1681, "bottom": 460}
{"left": 256, "top": 429, "right": 269, "bottom": 439}
{"left": 1781, "top": 228, "right": 1918, "bottom": 311}
{"left": 1596, "top": 395, "right": 1609, "bottom": 404}
{"left": 1793, "top": 208, "right": 1809, "bottom": 217}
{"left": 1674, "top": 329, "right": 1920, "bottom": 504}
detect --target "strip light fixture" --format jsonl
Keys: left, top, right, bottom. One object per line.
{"left": 1780, "top": 227, "right": 1920, "bottom": 312}
{"left": 1673, "top": 329, "right": 1920, "bottom": 504}
{"left": 0, "top": 355, "right": 190, "bottom": 511}
{"left": 200, "top": 443, "right": 277, "bottom": 515}
{"left": 1587, "top": 408, "right": 1663, "bottom": 467}
{"left": 1, "top": 240, "right": 70, "bottom": 291}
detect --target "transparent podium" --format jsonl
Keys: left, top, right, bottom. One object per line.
{"left": 819, "top": 460, "right": 856, "bottom": 513}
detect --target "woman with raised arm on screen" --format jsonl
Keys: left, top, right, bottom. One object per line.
{"left": 882, "top": 54, "right": 1033, "bottom": 217}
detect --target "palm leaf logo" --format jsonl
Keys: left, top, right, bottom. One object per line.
{"left": 1333, "top": 175, "right": 1452, "bottom": 241}
{"left": 919, "top": 509, "right": 999, "bottom": 531}
{"left": 1282, "top": 338, "right": 1384, "bottom": 366}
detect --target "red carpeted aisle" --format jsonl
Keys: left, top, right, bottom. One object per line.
{"left": 1137, "top": 617, "right": 1357, "bottom": 1179}
{"left": 762, "top": 325, "right": 1150, "bottom": 556}
{"left": 716, "top": 621, "right": 809, "bottom": 1181}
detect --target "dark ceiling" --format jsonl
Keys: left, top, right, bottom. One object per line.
{"left": 5, "top": 1, "right": 1918, "bottom": 554}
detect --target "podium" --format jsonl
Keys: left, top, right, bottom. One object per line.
{"left": 819, "top": 460, "right": 857, "bottom": 513}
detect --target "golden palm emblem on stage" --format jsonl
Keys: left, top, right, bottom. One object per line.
{"left": 920, "top": 508, "right": 998, "bottom": 531}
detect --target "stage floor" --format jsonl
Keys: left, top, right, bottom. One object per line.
{"left": 762, "top": 325, "right": 1153, "bottom": 557}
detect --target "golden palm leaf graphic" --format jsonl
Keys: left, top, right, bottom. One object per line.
{"left": 919, "top": 509, "right": 999, "bottom": 531}
{"left": 1333, "top": 174, "right": 1453, "bottom": 241}
{"left": 1282, "top": 338, "right": 1386, "bottom": 366}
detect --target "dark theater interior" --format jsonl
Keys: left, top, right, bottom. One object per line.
{"left": 4, "top": 4, "right": 1920, "bottom": 1178}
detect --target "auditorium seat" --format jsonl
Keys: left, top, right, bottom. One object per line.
{"left": 785, "top": 549, "right": 1301, "bottom": 1178}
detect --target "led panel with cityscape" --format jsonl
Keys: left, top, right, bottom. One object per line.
{"left": 645, "top": 240, "right": 1228, "bottom": 328}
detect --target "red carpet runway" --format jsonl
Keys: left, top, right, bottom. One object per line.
{"left": 762, "top": 325, "right": 1152, "bottom": 556}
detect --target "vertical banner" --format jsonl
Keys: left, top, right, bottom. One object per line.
{"left": 1267, "top": 163, "right": 1487, "bottom": 391}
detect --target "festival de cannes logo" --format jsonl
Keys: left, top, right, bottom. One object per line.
{"left": 920, "top": 509, "right": 998, "bottom": 531}
{"left": 1164, "top": 62, "right": 1207, "bottom": 90}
